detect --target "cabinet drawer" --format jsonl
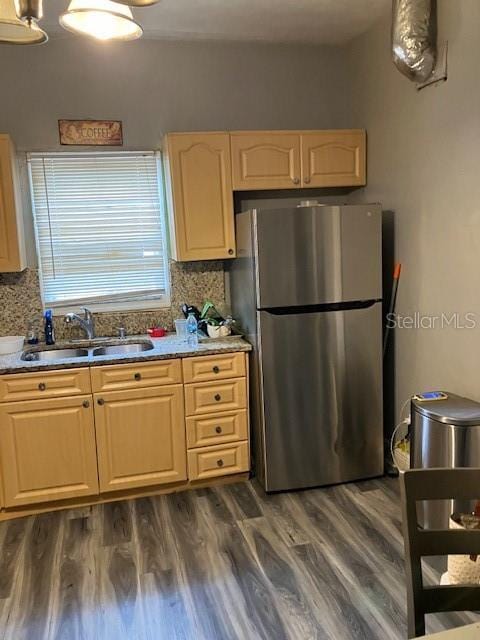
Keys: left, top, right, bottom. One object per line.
{"left": 186, "top": 409, "right": 247, "bottom": 448}
{"left": 91, "top": 359, "right": 182, "bottom": 392}
{"left": 185, "top": 378, "right": 247, "bottom": 416}
{"left": 182, "top": 352, "right": 246, "bottom": 383}
{"left": 0, "top": 368, "right": 91, "bottom": 402}
{"left": 188, "top": 441, "right": 249, "bottom": 480}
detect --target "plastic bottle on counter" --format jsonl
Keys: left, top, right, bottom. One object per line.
{"left": 186, "top": 312, "right": 198, "bottom": 348}
{"left": 44, "top": 309, "right": 55, "bottom": 345}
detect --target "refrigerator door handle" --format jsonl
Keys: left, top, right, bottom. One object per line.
{"left": 259, "top": 299, "right": 381, "bottom": 315}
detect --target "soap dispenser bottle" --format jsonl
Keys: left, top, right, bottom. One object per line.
{"left": 44, "top": 309, "right": 55, "bottom": 345}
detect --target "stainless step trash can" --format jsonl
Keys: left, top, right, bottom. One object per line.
{"left": 411, "top": 392, "right": 480, "bottom": 529}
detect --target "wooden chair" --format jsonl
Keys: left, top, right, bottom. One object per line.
{"left": 400, "top": 468, "right": 480, "bottom": 638}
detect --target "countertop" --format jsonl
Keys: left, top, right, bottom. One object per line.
{"left": 0, "top": 334, "right": 252, "bottom": 375}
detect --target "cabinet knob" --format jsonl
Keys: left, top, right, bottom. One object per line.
{"left": 215, "top": 426, "right": 222, "bottom": 434}
{"left": 228, "top": 249, "right": 234, "bottom": 256}
{"left": 217, "top": 459, "right": 224, "bottom": 468}
{"left": 214, "top": 394, "right": 221, "bottom": 402}
{"left": 293, "top": 177, "right": 300, "bottom": 185}
{"left": 134, "top": 373, "right": 142, "bottom": 381}
{"left": 213, "top": 366, "right": 220, "bottom": 374}
{"left": 97, "top": 398, "right": 105, "bottom": 406}
{"left": 82, "top": 400, "right": 90, "bottom": 409}
{"left": 38, "top": 382, "right": 46, "bottom": 391}
{"left": 304, "top": 177, "right": 311, "bottom": 184}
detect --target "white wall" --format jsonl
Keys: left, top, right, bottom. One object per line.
{"left": 348, "top": 1, "right": 480, "bottom": 413}
{"left": 0, "top": 37, "right": 351, "bottom": 150}
{"left": 0, "top": 36, "right": 351, "bottom": 264}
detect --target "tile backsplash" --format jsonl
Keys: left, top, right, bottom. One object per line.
{"left": 0, "top": 261, "right": 226, "bottom": 340}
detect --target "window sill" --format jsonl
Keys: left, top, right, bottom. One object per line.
{"left": 49, "top": 298, "right": 171, "bottom": 316}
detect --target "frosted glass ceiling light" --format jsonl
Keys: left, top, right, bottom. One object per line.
{"left": 59, "top": 0, "right": 143, "bottom": 41}
{"left": 0, "top": 0, "right": 47, "bottom": 44}
{"left": 113, "top": 0, "right": 159, "bottom": 7}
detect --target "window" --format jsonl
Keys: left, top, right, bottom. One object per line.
{"left": 28, "top": 151, "right": 170, "bottom": 313}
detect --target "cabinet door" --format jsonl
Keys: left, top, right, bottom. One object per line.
{"left": 94, "top": 385, "right": 186, "bottom": 493}
{"left": 0, "top": 134, "right": 26, "bottom": 272}
{"left": 165, "top": 133, "right": 235, "bottom": 261}
{"left": 0, "top": 396, "right": 99, "bottom": 507}
{"left": 301, "top": 130, "right": 366, "bottom": 187}
{"left": 231, "top": 132, "right": 301, "bottom": 190}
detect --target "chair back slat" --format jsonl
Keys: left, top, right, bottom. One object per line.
{"left": 423, "top": 585, "right": 480, "bottom": 614}
{"left": 402, "top": 468, "right": 480, "bottom": 501}
{"left": 417, "top": 529, "right": 480, "bottom": 557}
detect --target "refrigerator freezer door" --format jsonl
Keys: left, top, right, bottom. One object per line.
{"left": 255, "top": 205, "right": 382, "bottom": 309}
{"left": 258, "top": 302, "right": 383, "bottom": 491}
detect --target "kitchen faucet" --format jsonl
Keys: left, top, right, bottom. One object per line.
{"left": 64, "top": 307, "right": 96, "bottom": 339}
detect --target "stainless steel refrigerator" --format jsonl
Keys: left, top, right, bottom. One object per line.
{"left": 229, "top": 204, "right": 384, "bottom": 492}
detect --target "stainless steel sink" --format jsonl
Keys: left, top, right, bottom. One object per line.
{"left": 92, "top": 342, "right": 154, "bottom": 356}
{"left": 21, "top": 339, "right": 154, "bottom": 362}
{"left": 21, "top": 348, "right": 89, "bottom": 362}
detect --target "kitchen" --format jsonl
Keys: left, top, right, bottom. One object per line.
{"left": 1, "top": 1, "right": 480, "bottom": 639}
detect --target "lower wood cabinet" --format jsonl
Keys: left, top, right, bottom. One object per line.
{"left": 0, "top": 395, "right": 98, "bottom": 507}
{"left": 94, "top": 385, "right": 186, "bottom": 493}
{"left": 0, "top": 351, "right": 249, "bottom": 515}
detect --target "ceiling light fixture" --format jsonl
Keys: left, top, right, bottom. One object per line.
{"left": 113, "top": 0, "right": 159, "bottom": 7}
{"left": 59, "top": 0, "right": 143, "bottom": 41}
{"left": 0, "top": 0, "right": 47, "bottom": 44}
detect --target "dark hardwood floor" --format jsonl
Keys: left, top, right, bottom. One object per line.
{"left": 0, "top": 477, "right": 477, "bottom": 639}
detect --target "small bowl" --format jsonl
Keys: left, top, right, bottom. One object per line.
{"left": 207, "top": 324, "right": 231, "bottom": 338}
{"left": 0, "top": 336, "right": 25, "bottom": 355}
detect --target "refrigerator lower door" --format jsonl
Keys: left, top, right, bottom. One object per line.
{"left": 258, "top": 302, "right": 383, "bottom": 491}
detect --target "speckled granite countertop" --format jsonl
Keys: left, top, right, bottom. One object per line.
{"left": 0, "top": 334, "right": 252, "bottom": 375}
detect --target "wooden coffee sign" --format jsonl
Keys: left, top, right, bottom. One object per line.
{"left": 59, "top": 120, "right": 123, "bottom": 146}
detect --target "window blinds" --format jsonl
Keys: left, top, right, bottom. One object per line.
{"left": 28, "top": 152, "right": 170, "bottom": 310}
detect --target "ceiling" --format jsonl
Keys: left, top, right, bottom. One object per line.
{"left": 43, "top": 0, "right": 390, "bottom": 45}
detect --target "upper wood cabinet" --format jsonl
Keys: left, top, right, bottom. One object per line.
{"left": 230, "top": 129, "right": 366, "bottom": 191}
{"left": 230, "top": 132, "right": 302, "bottom": 190}
{"left": 0, "top": 134, "right": 26, "bottom": 272}
{"left": 164, "top": 129, "right": 367, "bottom": 261}
{"left": 0, "top": 396, "right": 99, "bottom": 507}
{"left": 301, "top": 130, "right": 366, "bottom": 188}
{"left": 164, "top": 132, "right": 236, "bottom": 261}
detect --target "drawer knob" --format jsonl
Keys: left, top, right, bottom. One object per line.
{"left": 214, "top": 394, "right": 221, "bottom": 402}
{"left": 212, "top": 366, "right": 220, "bottom": 374}
{"left": 304, "top": 177, "right": 311, "bottom": 184}
{"left": 228, "top": 249, "right": 234, "bottom": 256}
{"left": 217, "top": 459, "right": 224, "bottom": 468}
{"left": 38, "top": 382, "right": 46, "bottom": 391}
{"left": 293, "top": 177, "right": 300, "bottom": 185}
{"left": 134, "top": 373, "right": 142, "bottom": 381}
{"left": 82, "top": 400, "right": 90, "bottom": 409}
{"left": 97, "top": 398, "right": 105, "bottom": 406}
{"left": 215, "top": 426, "right": 222, "bottom": 434}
